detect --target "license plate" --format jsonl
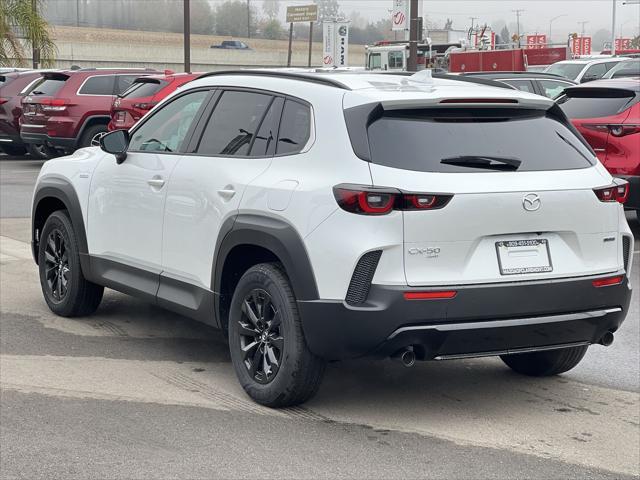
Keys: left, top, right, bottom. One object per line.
{"left": 495, "top": 239, "right": 552, "bottom": 275}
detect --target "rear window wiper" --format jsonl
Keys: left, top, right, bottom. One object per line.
{"left": 30, "top": 90, "right": 46, "bottom": 95}
{"left": 440, "top": 155, "right": 522, "bottom": 171}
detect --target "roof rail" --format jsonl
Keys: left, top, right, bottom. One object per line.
{"left": 196, "top": 70, "right": 352, "bottom": 90}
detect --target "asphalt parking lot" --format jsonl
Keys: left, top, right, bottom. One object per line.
{"left": 1, "top": 153, "right": 639, "bottom": 479}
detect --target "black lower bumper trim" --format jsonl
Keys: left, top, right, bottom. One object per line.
{"left": 20, "top": 131, "right": 76, "bottom": 149}
{"left": 298, "top": 274, "right": 631, "bottom": 360}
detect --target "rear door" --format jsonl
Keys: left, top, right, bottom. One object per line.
{"left": 365, "top": 106, "right": 619, "bottom": 286}
{"left": 160, "top": 89, "right": 284, "bottom": 289}
{"left": 20, "top": 72, "right": 69, "bottom": 131}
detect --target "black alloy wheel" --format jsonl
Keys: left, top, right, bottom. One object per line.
{"left": 238, "top": 289, "right": 284, "bottom": 384}
{"left": 43, "top": 228, "right": 70, "bottom": 302}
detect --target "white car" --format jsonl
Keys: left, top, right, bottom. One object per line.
{"left": 544, "top": 57, "right": 632, "bottom": 83}
{"left": 31, "top": 70, "right": 634, "bottom": 407}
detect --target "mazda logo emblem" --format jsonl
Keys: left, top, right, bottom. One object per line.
{"left": 523, "top": 193, "right": 541, "bottom": 212}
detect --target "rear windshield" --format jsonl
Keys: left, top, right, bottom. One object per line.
{"left": 120, "top": 80, "right": 167, "bottom": 99}
{"left": 610, "top": 63, "right": 640, "bottom": 78}
{"left": 366, "top": 109, "right": 595, "bottom": 173}
{"left": 557, "top": 90, "right": 636, "bottom": 118}
{"left": 27, "top": 77, "right": 66, "bottom": 96}
{"left": 545, "top": 63, "right": 584, "bottom": 81}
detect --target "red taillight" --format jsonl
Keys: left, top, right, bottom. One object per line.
{"left": 0, "top": 98, "right": 8, "bottom": 105}
{"left": 440, "top": 98, "right": 518, "bottom": 104}
{"left": 404, "top": 290, "right": 457, "bottom": 300}
{"left": 333, "top": 185, "right": 453, "bottom": 215}
{"left": 592, "top": 275, "right": 624, "bottom": 288}
{"left": 40, "top": 98, "right": 69, "bottom": 112}
{"left": 594, "top": 181, "right": 629, "bottom": 204}
{"left": 133, "top": 102, "right": 157, "bottom": 111}
{"left": 584, "top": 123, "right": 640, "bottom": 137}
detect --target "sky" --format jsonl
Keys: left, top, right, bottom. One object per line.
{"left": 244, "top": 0, "right": 640, "bottom": 39}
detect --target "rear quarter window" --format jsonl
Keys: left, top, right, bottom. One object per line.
{"left": 557, "top": 90, "right": 637, "bottom": 118}
{"left": 27, "top": 77, "right": 66, "bottom": 96}
{"left": 78, "top": 75, "right": 115, "bottom": 95}
{"left": 363, "top": 108, "right": 595, "bottom": 173}
{"left": 121, "top": 80, "right": 167, "bottom": 99}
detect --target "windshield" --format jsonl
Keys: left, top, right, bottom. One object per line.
{"left": 365, "top": 109, "right": 595, "bottom": 173}
{"left": 545, "top": 63, "right": 585, "bottom": 81}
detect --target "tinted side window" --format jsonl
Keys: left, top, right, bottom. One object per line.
{"left": 250, "top": 97, "right": 284, "bottom": 157}
{"left": 78, "top": 75, "right": 115, "bottom": 95}
{"left": 582, "top": 64, "right": 606, "bottom": 81}
{"left": 121, "top": 80, "right": 167, "bottom": 99}
{"left": 276, "top": 100, "right": 311, "bottom": 155}
{"left": 115, "top": 75, "right": 144, "bottom": 95}
{"left": 502, "top": 79, "right": 535, "bottom": 93}
{"left": 129, "top": 90, "right": 209, "bottom": 153}
{"left": 196, "top": 91, "right": 272, "bottom": 156}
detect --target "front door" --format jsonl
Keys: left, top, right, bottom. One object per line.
{"left": 87, "top": 89, "right": 211, "bottom": 281}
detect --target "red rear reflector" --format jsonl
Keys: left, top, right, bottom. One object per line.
{"left": 404, "top": 291, "right": 457, "bottom": 300}
{"left": 440, "top": 98, "right": 518, "bottom": 104}
{"left": 592, "top": 276, "right": 624, "bottom": 288}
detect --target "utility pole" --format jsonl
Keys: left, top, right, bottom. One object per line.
{"left": 407, "top": 0, "right": 419, "bottom": 72}
{"left": 577, "top": 20, "right": 589, "bottom": 37}
{"left": 183, "top": 0, "right": 191, "bottom": 73}
{"left": 512, "top": 9, "right": 524, "bottom": 47}
{"left": 611, "top": 0, "right": 617, "bottom": 56}
{"left": 469, "top": 16, "right": 478, "bottom": 32}
{"left": 247, "top": 0, "right": 251, "bottom": 38}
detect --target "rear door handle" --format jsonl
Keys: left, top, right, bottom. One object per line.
{"left": 218, "top": 187, "right": 236, "bottom": 200}
{"left": 147, "top": 176, "right": 165, "bottom": 188}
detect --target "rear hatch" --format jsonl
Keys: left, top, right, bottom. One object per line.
{"left": 20, "top": 72, "right": 69, "bottom": 128}
{"left": 363, "top": 104, "right": 621, "bottom": 286}
{"left": 558, "top": 86, "right": 638, "bottom": 170}
{"left": 111, "top": 77, "right": 168, "bottom": 129}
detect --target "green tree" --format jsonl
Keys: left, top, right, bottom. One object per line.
{"left": 500, "top": 25, "right": 511, "bottom": 47}
{"left": 214, "top": 0, "right": 257, "bottom": 37}
{"left": 1, "top": 0, "right": 56, "bottom": 67}
{"left": 262, "top": 18, "right": 283, "bottom": 40}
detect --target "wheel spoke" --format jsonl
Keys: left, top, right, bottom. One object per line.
{"left": 47, "top": 236, "right": 56, "bottom": 256}
{"left": 242, "top": 300, "right": 261, "bottom": 327}
{"left": 56, "top": 273, "right": 63, "bottom": 298}
{"left": 266, "top": 345, "right": 279, "bottom": 367}
{"left": 261, "top": 295, "right": 272, "bottom": 322}
{"left": 44, "top": 251, "right": 56, "bottom": 264}
{"left": 241, "top": 340, "right": 259, "bottom": 358}
{"left": 262, "top": 350, "right": 271, "bottom": 377}
{"left": 238, "top": 321, "right": 259, "bottom": 338}
{"left": 268, "top": 310, "right": 281, "bottom": 330}
{"left": 248, "top": 345, "right": 262, "bottom": 377}
{"left": 269, "top": 335, "right": 284, "bottom": 351}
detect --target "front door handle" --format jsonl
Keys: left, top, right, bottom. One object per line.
{"left": 218, "top": 186, "right": 236, "bottom": 200}
{"left": 147, "top": 176, "right": 165, "bottom": 189}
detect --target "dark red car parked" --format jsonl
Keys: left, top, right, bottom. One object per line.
{"left": 20, "top": 68, "right": 158, "bottom": 155}
{"left": 558, "top": 78, "right": 640, "bottom": 222}
{"left": 0, "top": 69, "right": 54, "bottom": 157}
{"left": 108, "top": 72, "right": 200, "bottom": 131}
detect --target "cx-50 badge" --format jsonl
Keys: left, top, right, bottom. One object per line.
{"left": 408, "top": 247, "right": 440, "bottom": 258}
{"left": 523, "top": 193, "right": 541, "bottom": 212}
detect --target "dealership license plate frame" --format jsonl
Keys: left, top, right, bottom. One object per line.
{"left": 495, "top": 239, "right": 553, "bottom": 276}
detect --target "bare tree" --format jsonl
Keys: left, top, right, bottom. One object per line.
{"left": 262, "top": 0, "right": 280, "bottom": 21}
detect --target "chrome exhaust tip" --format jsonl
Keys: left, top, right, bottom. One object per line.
{"left": 392, "top": 347, "right": 416, "bottom": 367}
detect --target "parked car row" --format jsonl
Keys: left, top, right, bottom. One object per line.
{"left": 1, "top": 67, "right": 203, "bottom": 159}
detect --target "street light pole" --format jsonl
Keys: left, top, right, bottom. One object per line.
{"left": 548, "top": 14, "right": 567, "bottom": 46}
{"left": 247, "top": 0, "right": 251, "bottom": 38}
{"left": 183, "top": 0, "right": 191, "bottom": 73}
{"left": 512, "top": 9, "right": 524, "bottom": 47}
{"left": 577, "top": 20, "right": 589, "bottom": 37}
{"left": 611, "top": 0, "right": 617, "bottom": 56}
{"left": 407, "top": 0, "right": 419, "bottom": 72}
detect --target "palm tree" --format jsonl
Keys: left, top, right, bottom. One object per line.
{"left": 1, "top": 0, "right": 56, "bottom": 67}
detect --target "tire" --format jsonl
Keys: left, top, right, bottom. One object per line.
{"left": 26, "top": 144, "right": 53, "bottom": 160}
{"left": 38, "top": 210, "right": 104, "bottom": 317}
{"left": 79, "top": 124, "right": 108, "bottom": 149}
{"left": 228, "top": 263, "right": 325, "bottom": 407}
{"left": 0, "top": 144, "right": 27, "bottom": 156}
{"left": 636, "top": 210, "right": 640, "bottom": 224}
{"left": 500, "top": 345, "right": 588, "bottom": 377}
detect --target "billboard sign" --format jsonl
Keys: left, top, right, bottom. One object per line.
{"left": 323, "top": 21, "right": 349, "bottom": 67}
{"left": 615, "top": 38, "right": 632, "bottom": 50}
{"left": 571, "top": 36, "right": 592, "bottom": 56}
{"left": 286, "top": 5, "right": 318, "bottom": 23}
{"left": 473, "top": 31, "right": 496, "bottom": 50}
{"left": 526, "top": 34, "right": 547, "bottom": 49}
{"left": 391, "top": 0, "right": 408, "bottom": 31}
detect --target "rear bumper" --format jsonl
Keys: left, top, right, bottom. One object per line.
{"left": 0, "top": 133, "right": 22, "bottom": 145}
{"left": 616, "top": 175, "right": 640, "bottom": 211}
{"left": 298, "top": 273, "right": 631, "bottom": 360}
{"left": 20, "top": 131, "right": 76, "bottom": 149}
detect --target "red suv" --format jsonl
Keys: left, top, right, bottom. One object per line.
{"left": 0, "top": 69, "right": 55, "bottom": 157}
{"left": 108, "top": 72, "right": 200, "bottom": 131}
{"left": 558, "top": 78, "right": 640, "bottom": 222}
{"left": 20, "top": 68, "right": 158, "bottom": 154}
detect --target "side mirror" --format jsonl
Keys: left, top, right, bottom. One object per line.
{"left": 100, "top": 129, "right": 129, "bottom": 164}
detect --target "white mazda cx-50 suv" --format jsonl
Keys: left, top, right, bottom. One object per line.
{"left": 31, "top": 70, "right": 634, "bottom": 407}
